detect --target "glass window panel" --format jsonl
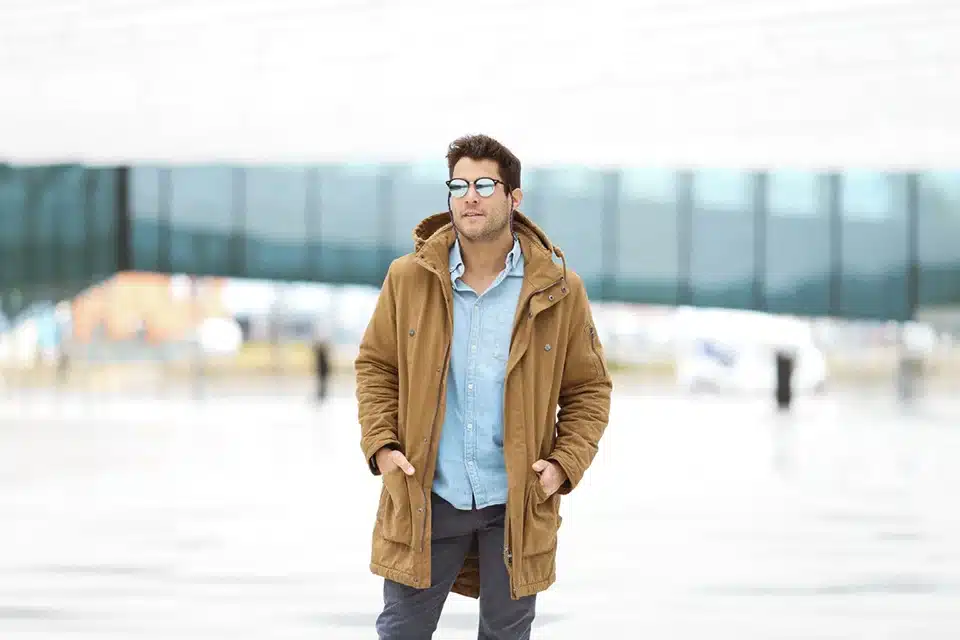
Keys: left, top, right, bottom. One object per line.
{"left": 840, "top": 172, "right": 909, "bottom": 319}
{"left": 130, "top": 166, "right": 160, "bottom": 220}
{"left": 765, "top": 171, "right": 831, "bottom": 315}
{"left": 616, "top": 168, "right": 678, "bottom": 305}
{"left": 83, "top": 168, "right": 119, "bottom": 282}
{"left": 918, "top": 171, "right": 960, "bottom": 307}
{"left": 18, "top": 167, "right": 91, "bottom": 289}
{"left": 130, "top": 167, "right": 162, "bottom": 271}
{"left": 244, "top": 167, "right": 309, "bottom": 280}
{"left": 694, "top": 168, "right": 752, "bottom": 212}
{"left": 168, "top": 166, "right": 233, "bottom": 276}
{"left": 690, "top": 169, "right": 754, "bottom": 309}
{"left": 47, "top": 167, "right": 88, "bottom": 289}
{"left": 0, "top": 167, "right": 27, "bottom": 290}
{"left": 316, "top": 164, "right": 383, "bottom": 284}
{"left": 391, "top": 160, "right": 448, "bottom": 254}
{"left": 768, "top": 171, "right": 820, "bottom": 217}
{"left": 524, "top": 166, "right": 605, "bottom": 290}
{"left": 842, "top": 171, "right": 898, "bottom": 221}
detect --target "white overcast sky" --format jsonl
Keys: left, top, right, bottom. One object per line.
{"left": 0, "top": 0, "right": 958, "bottom": 168}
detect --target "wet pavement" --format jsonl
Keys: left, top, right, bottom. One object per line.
{"left": 1, "top": 382, "right": 958, "bottom": 639}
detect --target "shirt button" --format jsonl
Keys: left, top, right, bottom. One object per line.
{"left": 468, "top": 383, "right": 473, "bottom": 390}
{"left": 467, "top": 423, "right": 473, "bottom": 430}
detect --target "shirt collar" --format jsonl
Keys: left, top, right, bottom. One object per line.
{"left": 449, "top": 234, "right": 523, "bottom": 281}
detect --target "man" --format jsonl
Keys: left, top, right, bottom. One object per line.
{"left": 356, "top": 134, "right": 612, "bottom": 639}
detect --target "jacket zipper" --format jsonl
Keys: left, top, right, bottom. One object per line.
{"left": 419, "top": 264, "right": 453, "bottom": 554}
{"left": 421, "top": 339, "right": 450, "bottom": 552}
{"left": 502, "top": 277, "right": 562, "bottom": 599}
{"left": 418, "top": 261, "right": 562, "bottom": 594}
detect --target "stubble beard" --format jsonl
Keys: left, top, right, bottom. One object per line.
{"left": 454, "top": 206, "right": 511, "bottom": 244}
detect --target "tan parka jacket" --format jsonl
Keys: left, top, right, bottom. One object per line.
{"left": 356, "top": 211, "right": 612, "bottom": 600}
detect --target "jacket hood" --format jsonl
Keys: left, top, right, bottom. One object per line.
{"left": 412, "top": 210, "right": 567, "bottom": 284}
{"left": 413, "top": 210, "right": 555, "bottom": 254}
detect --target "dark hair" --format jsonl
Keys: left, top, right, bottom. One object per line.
{"left": 446, "top": 134, "right": 521, "bottom": 192}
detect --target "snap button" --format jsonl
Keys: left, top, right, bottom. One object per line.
{"left": 528, "top": 311, "right": 533, "bottom": 318}
{"left": 417, "top": 507, "right": 423, "bottom": 512}
{"left": 561, "top": 287, "right": 567, "bottom": 293}
{"left": 544, "top": 344, "right": 552, "bottom": 351}
{"left": 409, "top": 329, "right": 415, "bottom": 336}
{"left": 548, "top": 295, "right": 554, "bottom": 301}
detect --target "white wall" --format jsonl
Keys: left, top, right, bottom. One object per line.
{"left": 1, "top": 0, "right": 958, "bottom": 168}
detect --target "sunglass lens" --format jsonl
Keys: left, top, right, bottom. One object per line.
{"left": 448, "top": 179, "right": 468, "bottom": 197}
{"left": 475, "top": 178, "right": 496, "bottom": 197}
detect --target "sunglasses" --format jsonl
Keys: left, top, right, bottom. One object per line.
{"left": 445, "top": 177, "right": 506, "bottom": 198}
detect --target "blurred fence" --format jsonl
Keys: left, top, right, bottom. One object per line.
{"left": 2, "top": 161, "right": 960, "bottom": 325}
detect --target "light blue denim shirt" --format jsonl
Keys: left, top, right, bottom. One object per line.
{"left": 432, "top": 234, "right": 524, "bottom": 510}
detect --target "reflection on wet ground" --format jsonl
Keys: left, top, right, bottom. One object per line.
{"left": 1, "top": 383, "right": 958, "bottom": 638}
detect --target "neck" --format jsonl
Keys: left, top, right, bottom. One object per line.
{"left": 459, "top": 229, "right": 515, "bottom": 277}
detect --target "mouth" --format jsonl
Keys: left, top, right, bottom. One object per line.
{"left": 462, "top": 211, "right": 484, "bottom": 218}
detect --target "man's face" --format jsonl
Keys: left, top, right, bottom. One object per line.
{"left": 448, "top": 157, "right": 522, "bottom": 243}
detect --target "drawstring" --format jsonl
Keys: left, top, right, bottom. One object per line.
{"left": 552, "top": 245, "right": 568, "bottom": 283}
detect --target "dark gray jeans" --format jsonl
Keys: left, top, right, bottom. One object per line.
{"left": 376, "top": 492, "right": 536, "bottom": 639}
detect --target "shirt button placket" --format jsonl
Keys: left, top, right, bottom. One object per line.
{"left": 466, "top": 297, "right": 481, "bottom": 499}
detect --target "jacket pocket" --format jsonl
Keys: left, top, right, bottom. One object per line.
{"left": 588, "top": 325, "right": 608, "bottom": 377}
{"left": 522, "top": 476, "right": 562, "bottom": 557}
{"left": 378, "top": 468, "right": 414, "bottom": 546}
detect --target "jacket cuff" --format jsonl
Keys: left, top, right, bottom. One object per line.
{"left": 366, "top": 441, "right": 401, "bottom": 476}
{"left": 547, "top": 453, "right": 580, "bottom": 496}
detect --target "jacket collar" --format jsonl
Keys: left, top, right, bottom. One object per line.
{"left": 413, "top": 211, "right": 566, "bottom": 291}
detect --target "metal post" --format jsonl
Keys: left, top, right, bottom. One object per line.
{"left": 827, "top": 173, "right": 843, "bottom": 318}
{"left": 898, "top": 173, "right": 922, "bottom": 404}
{"left": 158, "top": 168, "right": 172, "bottom": 273}
{"left": 753, "top": 171, "right": 768, "bottom": 313}
{"left": 906, "top": 173, "right": 920, "bottom": 321}
{"left": 24, "top": 169, "right": 38, "bottom": 310}
{"left": 231, "top": 167, "right": 246, "bottom": 278}
{"left": 304, "top": 166, "right": 320, "bottom": 281}
{"left": 115, "top": 166, "right": 131, "bottom": 274}
{"left": 676, "top": 169, "right": 693, "bottom": 306}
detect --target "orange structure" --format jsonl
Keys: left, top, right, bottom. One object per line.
{"left": 71, "top": 272, "right": 229, "bottom": 343}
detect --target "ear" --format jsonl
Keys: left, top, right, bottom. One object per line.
{"left": 510, "top": 187, "right": 523, "bottom": 212}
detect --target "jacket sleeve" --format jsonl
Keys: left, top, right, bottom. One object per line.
{"left": 548, "top": 279, "right": 613, "bottom": 494}
{"left": 356, "top": 262, "right": 403, "bottom": 476}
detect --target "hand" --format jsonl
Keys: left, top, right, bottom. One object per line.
{"left": 532, "top": 459, "right": 567, "bottom": 497}
{"left": 376, "top": 447, "right": 415, "bottom": 476}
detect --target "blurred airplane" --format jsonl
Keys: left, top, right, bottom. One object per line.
{"left": 673, "top": 306, "right": 828, "bottom": 394}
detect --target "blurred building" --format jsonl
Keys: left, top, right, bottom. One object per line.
{"left": 0, "top": 0, "right": 958, "bottom": 383}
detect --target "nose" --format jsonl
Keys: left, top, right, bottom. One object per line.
{"left": 464, "top": 185, "right": 481, "bottom": 203}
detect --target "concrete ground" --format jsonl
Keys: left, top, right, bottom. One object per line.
{"left": 0, "top": 379, "right": 958, "bottom": 639}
